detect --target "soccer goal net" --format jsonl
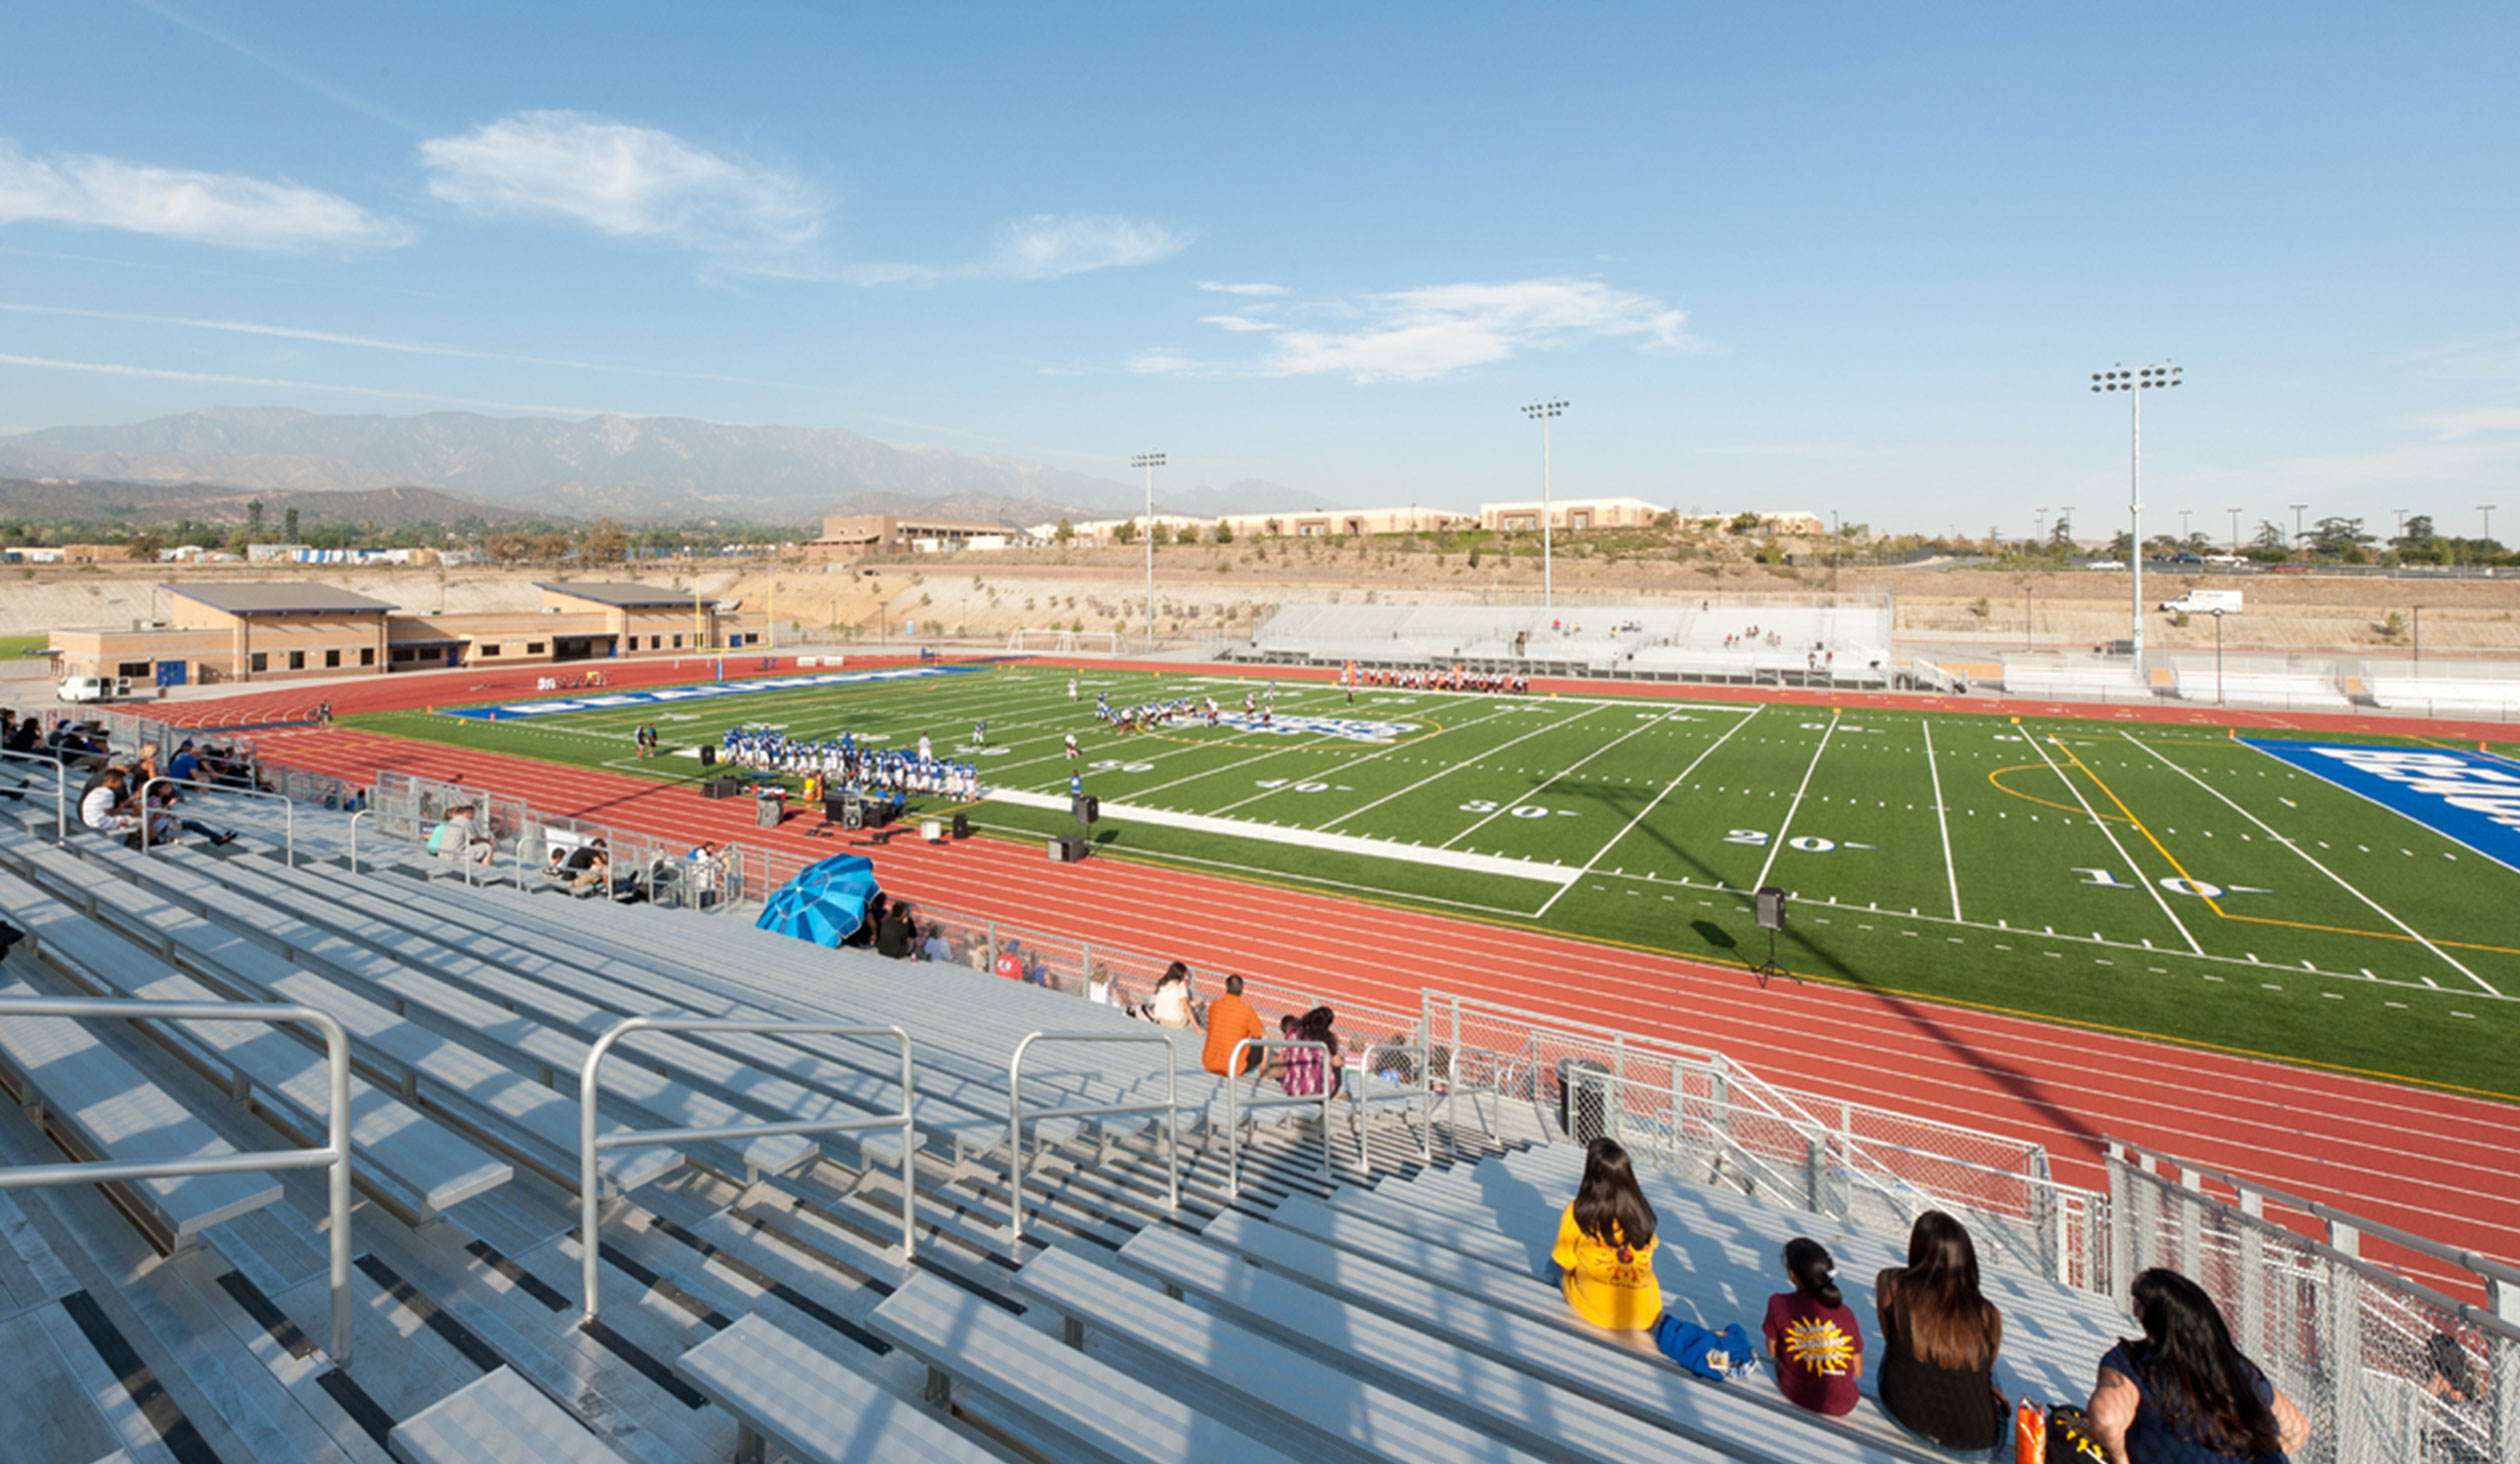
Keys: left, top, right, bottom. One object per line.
{"left": 1006, "top": 627, "right": 1125, "bottom": 655}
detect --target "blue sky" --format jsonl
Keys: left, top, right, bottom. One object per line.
{"left": 2, "top": 2, "right": 2515, "bottom": 539}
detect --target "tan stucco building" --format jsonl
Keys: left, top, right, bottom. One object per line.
{"left": 49, "top": 580, "right": 764, "bottom": 689}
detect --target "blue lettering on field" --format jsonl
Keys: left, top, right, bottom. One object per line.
{"left": 2242, "top": 739, "right": 2520, "bottom": 870}
{"left": 1212, "top": 711, "right": 1419, "bottom": 743}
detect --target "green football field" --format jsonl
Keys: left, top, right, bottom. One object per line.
{"left": 347, "top": 664, "right": 2520, "bottom": 1094}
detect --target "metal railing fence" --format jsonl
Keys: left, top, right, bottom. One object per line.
{"left": 1423, "top": 990, "right": 2104, "bottom": 1290}
{"left": 0, "top": 995, "right": 358, "bottom": 1362}
{"left": 578, "top": 1017, "right": 916, "bottom": 1325}
{"left": 1006, "top": 1031, "right": 1179, "bottom": 1245}
{"left": 136, "top": 775, "right": 296, "bottom": 866}
{"left": 0, "top": 746, "right": 72, "bottom": 838}
{"left": 2106, "top": 1138, "right": 2516, "bottom": 1464}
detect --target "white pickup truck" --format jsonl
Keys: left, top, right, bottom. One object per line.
{"left": 2161, "top": 589, "right": 2242, "bottom": 615}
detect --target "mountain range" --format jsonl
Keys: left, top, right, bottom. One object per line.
{"left": 0, "top": 407, "right": 1340, "bottom": 528}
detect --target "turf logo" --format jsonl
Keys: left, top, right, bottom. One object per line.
{"left": 1213, "top": 712, "right": 1420, "bottom": 743}
{"left": 2242, "top": 740, "right": 2520, "bottom": 869}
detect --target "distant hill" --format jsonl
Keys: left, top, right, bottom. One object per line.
{"left": 0, "top": 477, "right": 537, "bottom": 528}
{"left": 0, "top": 407, "right": 1153, "bottom": 526}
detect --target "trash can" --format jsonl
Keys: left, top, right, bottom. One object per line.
{"left": 753, "top": 788, "right": 785, "bottom": 829}
{"left": 1556, "top": 1057, "right": 1612, "bottom": 1144}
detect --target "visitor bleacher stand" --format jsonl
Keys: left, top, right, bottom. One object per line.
{"left": 2168, "top": 655, "right": 2354, "bottom": 712}
{"left": 1995, "top": 658, "right": 2154, "bottom": 702}
{"left": 1243, "top": 598, "right": 1898, "bottom": 687}
{"left": 0, "top": 748, "right": 2505, "bottom": 1463}
{"left": 2360, "top": 659, "right": 2520, "bottom": 720}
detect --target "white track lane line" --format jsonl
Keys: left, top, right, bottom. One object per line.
{"left": 1924, "top": 716, "right": 1962, "bottom": 922}
{"left": 2024, "top": 725, "right": 2203, "bottom": 954}
{"left": 1534, "top": 705, "right": 1762, "bottom": 919}
{"left": 1317, "top": 702, "right": 1604, "bottom": 833}
{"left": 2127, "top": 732, "right": 2501, "bottom": 996}
{"left": 1752, "top": 710, "right": 1839, "bottom": 890}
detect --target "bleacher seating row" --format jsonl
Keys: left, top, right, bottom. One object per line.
{"left": 2168, "top": 664, "right": 2354, "bottom": 711}
{"left": 2364, "top": 676, "right": 2520, "bottom": 716}
{"left": 0, "top": 786, "right": 1508, "bottom": 1461}
{"left": 1246, "top": 601, "right": 1897, "bottom": 685}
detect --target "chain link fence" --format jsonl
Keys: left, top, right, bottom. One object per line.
{"left": 2108, "top": 1139, "right": 2516, "bottom": 1464}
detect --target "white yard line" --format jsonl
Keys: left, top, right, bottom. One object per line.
{"left": 1207, "top": 701, "right": 1524, "bottom": 815}
{"left": 1317, "top": 703, "right": 1603, "bottom": 832}
{"left": 1439, "top": 706, "right": 1658, "bottom": 850}
{"left": 2023, "top": 727, "right": 2204, "bottom": 954}
{"left": 2128, "top": 733, "right": 2500, "bottom": 996}
{"left": 1923, "top": 717, "right": 1962, "bottom": 922}
{"left": 1534, "top": 706, "right": 1762, "bottom": 919}
{"left": 1752, "top": 711, "right": 1840, "bottom": 890}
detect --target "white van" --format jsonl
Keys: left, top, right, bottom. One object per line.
{"left": 56, "top": 674, "right": 114, "bottom": 704}
{"left": 2161, "top": 590, "right": 2242, "bottom": 615}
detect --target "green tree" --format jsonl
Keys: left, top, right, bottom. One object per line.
{"left": 123, "top": 532, "right": 166, "bottom": 562}
{"left": 1728, "top": 511, "right": 1763, "bottom": 534}
{"left": 1053, "top": 517, "right": 1074, "bottom": 544}
{"left": 245, "top": 500, "right": 266, "bottom": 538}
{"left": 2254, "top": 520, "right": 2287, "bottom": 551}
{"left": 580, "top": 518, "right": 628, "bottom": 563}
{"left": 1212, "top": 519, "right": 1233, "bottom": 544}
{"left": 1112, "top": 519, "right": 1138, "bottom": 545}
{"left": 282, "top": 505, "right": 300, "bottom": 542}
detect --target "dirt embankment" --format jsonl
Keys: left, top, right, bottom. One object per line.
{"left": 6, "top": 548, "right": 2515, "bottom": 658}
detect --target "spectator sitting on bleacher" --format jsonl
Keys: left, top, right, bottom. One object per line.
{"left": 2, "top": 710, "right": 36, "bottom": 756}
{"left": 431, "top": 806, "right": 495, "bottom": 865}
{"left": 1764, "top": 1237, "right": 1862, "bottom": 1418}
{"left": 1141, "top": 962, "right": 1201, "bottom": 1030}
{"left": 564, "top": 839, "right": 609, "bottom": 894}
{"left": 2086, "top": 1268, "right": 2308, "bottom": 1464}
{"left": 138, "top": 780, "right": 238, "bottom": 847}
{"left": 1874, "top": 1211, "right": 2008, "bottom": 1456}
{"left": 920, "top": 923, "right": 954, "bottom": 963}
{"left": 1200, "top": 974, "right": 1267, "bottom": 1077}
{"left": 1276, "top": 1009, "right": 1341, "bottom": 1097}
{"left": 1086, "top": 962, "right": 1116, "bottom": 1005}
{"left": 166, "top": 739, "right": 203, "bottom": 784}
{"left": 995, "top": 937, "right": 1025, "bottom": 981}
{"left": 79, "top": 766, "right": 139, "bottom": 846}
{"left": 875, "top": 901, "right": 915, "bottom": 959}
{"left": 1550, "top": 1136, "right": 1662, "bottom": 1332}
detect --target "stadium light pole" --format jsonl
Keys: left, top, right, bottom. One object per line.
{"left": 1132, "top": 452, "right": 1165, "bottom": 650}
{"left": 2481, "top": 504, "right": 2498, "bottom": 545}
{"left": 2179, "top": 509, "right": 2192, "bottom": 549}
{"left": 2091, "top": 362, "right": 2181, "bottom": 680}
{"left": 1522, "top": 400, "right": 1567, "bottom": 610}
{"left": 2227, "top": 507, "right": 2240, "bottom": 555}
{"left": 2289, "top": 504, "right": 2308, "bottom": 557}
{"left": 2033, "top": 506, "right": 2048, "bottom": 549}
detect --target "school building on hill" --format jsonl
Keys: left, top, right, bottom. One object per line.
{"left": 47, "top": 579, "right": 766, "bottom": 690}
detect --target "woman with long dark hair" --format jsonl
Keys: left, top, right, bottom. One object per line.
{"left": 1550, "top": 1137, "right": 1661, "bottom": 1330}
{"left": 2087, "top": 1268, "right": 2308, "bottom": 1463}
{"left": 1765, "top": 1237, "right": 1863, "bottom": 1417}
{"left": 1875, "top": 1210, "right": 2007, "bottom": 1453}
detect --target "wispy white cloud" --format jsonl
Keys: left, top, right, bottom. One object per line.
{"left": 0, "top": 140, "right": 408, "bottom": 251}
{"left": 0, "top": 300, "right": 814, "bottom": 391}
{"left": 1265, "top": 278, "right": 1691, "bottom": 382}
{"left": 0, "top": 351, "right": 611, "bottom": 416}
{"left": 847, "top": 212, "right": 1192, "bottom": 286}
{"left": 1140, "top": 276, "right": 1694, "bottom": 383}
{"left": 130, "top": 0, "right": 420, "bottom": 133}
{"left": 1198, "top": 280, "right": 1287, "bottom": 296}
{"left": 418, "top": 111, "right": 822, "bottom": 258}
{"left": 2413, "top": 407, "right": 2520, "bottom": 440}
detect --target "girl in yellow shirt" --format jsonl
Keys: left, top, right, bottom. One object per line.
{"left": 1552, "top": 1137, "right": 1663, "bottom": 1331}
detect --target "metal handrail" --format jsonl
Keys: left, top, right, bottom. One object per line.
{"left": 1223, "top": 1038, "right": 1332, "bottom": 1196}
{"left": 0, "top": 746, "right": 70, "bottom": 840}
{"left": 0, "top": 995, "right": 356, "bottom": 1362}
{"left": 2109, "top": 1136, "right": 2520, "bottom": 1326}
{"left": 345, "top": 808, "right": 367, "bottom": 875}
{"left": 578, "top": 1017, "right": 916, "bottom": 1326}
{"left": 136, "top": 775, "right": 297, "bottom": 867}
{"left": 1344, "top": 1035, "right": 1438, "bottom": 1169}
{"left": 1007, "top": 1031, "right": 1179, "bottom": 1245}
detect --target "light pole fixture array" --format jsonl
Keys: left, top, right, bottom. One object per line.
{"left": 1132, "top": 451, "right": 1165, "bottom": 649}
{"left": 1521, "top": 400, "right": 1567, "bottom": 610}
{"left": 2090, "top": 361, "right": 2182, "bottom": 677}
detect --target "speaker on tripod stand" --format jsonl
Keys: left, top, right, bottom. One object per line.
{"left": 1752, "top": 886, "right": 1798, "bottom": 988}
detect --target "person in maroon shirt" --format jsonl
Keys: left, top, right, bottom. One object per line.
{"left": 1764, "top": 1237, "right": 1863, "bottom": 1417}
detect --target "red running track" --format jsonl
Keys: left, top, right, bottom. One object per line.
{"left": 266, "top": 722, "right": 2520, "bottom": 1298}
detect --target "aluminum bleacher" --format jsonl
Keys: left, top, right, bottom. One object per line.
{"left": 0, "top": 769, "right": 2495, "bottom": 1463}
{"left": 1246, "top": 599, "right": 1896, "bottom": 684}
{"left": 1996, "top": 659, "right": 2153, "bottom": 701}
{"left": 2169, "top": 661, "right": 2353, "bottom": 711}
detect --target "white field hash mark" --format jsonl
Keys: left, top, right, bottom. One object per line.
{"left": 2024, "top": 727, "right": 2204, "bottom": 954}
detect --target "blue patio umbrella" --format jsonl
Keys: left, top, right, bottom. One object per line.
{"left": 754, "top": 852, "right": 881, "bottom": 947}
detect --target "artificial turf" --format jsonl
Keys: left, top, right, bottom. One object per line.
{"left": 343, "top": 664, "right": 2520, "bottom": 1096}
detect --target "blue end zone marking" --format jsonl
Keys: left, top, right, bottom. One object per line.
{"left": 441, "top": 665, "right": 975, "bottom": 721}
{"left": 2242, "top": 739, "right": 2520, "bottom": 872}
